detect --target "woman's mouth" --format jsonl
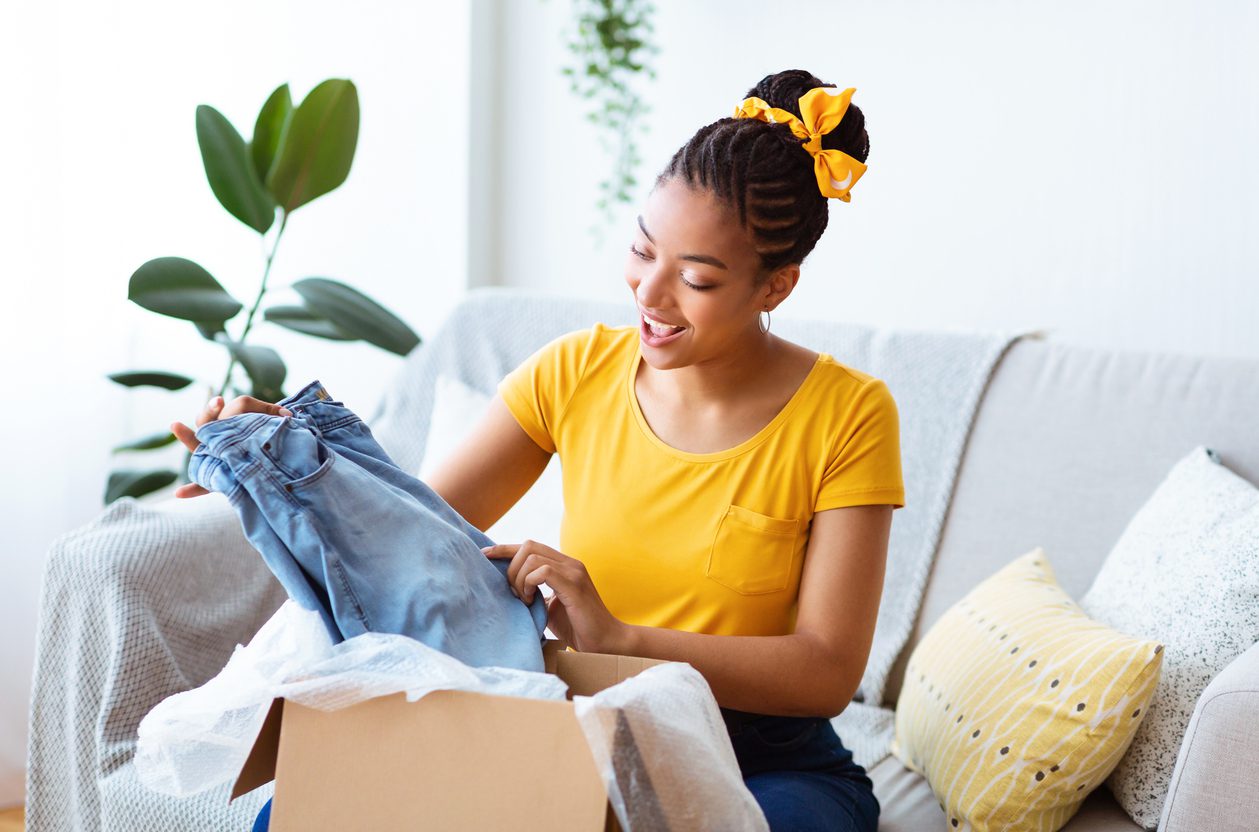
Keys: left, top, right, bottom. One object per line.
{"left": 640, "top": 311, "right": 687, "bottom": 347}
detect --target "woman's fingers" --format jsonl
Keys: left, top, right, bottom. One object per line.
{"left": 482, "top": 542, "right": 562, "bottom": 601}
{"left": 169, "top": 394, "right": 292, "bottom": 500}
{"left": 520, "top": 562, "right": 558, "bottom": 605}
{"left": 178, "top": 394, "right": 295, "bottom": 447}
{"left": 171, "top": 420, "right": 199, "bottom": 453}
{"left": 173, "top": 482, "right": 210, "bottom": 499}
{"left": 192, "top": 394, "right": 294, "bottom": 427}
{"left": 220, "top": 395, "right": 293, "bottom": 420}
{"left": 516, "top": 553, "right": 564, "bottom": 603}
{"left": 504, "top": 542, "right": 558, "bottom": 595}
{"left": 195, "top": 396, "right": 225, "bottom": 428}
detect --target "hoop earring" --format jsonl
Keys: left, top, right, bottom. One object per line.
{"left": 758, "top": 307, "right": 771, "bottom": 334}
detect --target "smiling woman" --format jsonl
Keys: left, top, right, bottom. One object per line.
{"left": 426, "top": 68, "right": 895, "bottom": 832}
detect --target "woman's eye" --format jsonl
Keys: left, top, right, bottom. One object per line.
{"left": 629, "top": 244, "right": 713, "bottom": 291}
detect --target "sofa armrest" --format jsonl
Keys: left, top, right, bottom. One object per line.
{"left": 26, "top": 494, "right": 287, "bottom": 831}
{"left": 1158, "top": 639, "right": 1259, "bottom": 832}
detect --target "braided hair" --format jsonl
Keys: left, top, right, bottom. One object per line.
{"left": 657, "top": 69, "right": 870, "bottom": 282}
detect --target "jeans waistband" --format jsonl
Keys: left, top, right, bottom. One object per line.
{"left": 276, "top": 379, "right": 362, "bottom": 432}
{"left": 720, "top": 707, "right": 830, "bottom": 736}
{"left": 720, "top": 707, "right": 768, "bottom": 734}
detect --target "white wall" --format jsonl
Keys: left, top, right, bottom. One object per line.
{"left": 0, "top": 0, "right": 472, "bottom": 807}
{"left": 484, "top": 0, "right": 1259, "bottom": 360}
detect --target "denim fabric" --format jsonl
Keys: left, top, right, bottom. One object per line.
{"left": 251, "top": 798, "right": 271, "bottom": 832}
{"left": 725, "top": 711, "right": 881, "bottom": 832}
{"left": 187, "top": 379, "right": 548, "bottom": 673}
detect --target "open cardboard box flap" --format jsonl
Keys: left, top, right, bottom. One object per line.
{"left": 230, "top": 639, "right": 670, "bottom": 831}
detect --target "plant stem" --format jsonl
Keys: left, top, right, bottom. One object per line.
{"left": 216, "top": 209, "right": 289, "bottom": 399}
{"left": 177, "top": 210, "right": 289, "bottom": 488}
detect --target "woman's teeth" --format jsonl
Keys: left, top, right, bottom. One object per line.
{"left": 643, "top": 314, "right": 684, "bottom": 336}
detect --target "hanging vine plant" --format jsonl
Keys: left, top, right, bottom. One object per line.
{"left": 557, "top": 0, "right": 659, "bottom": 239}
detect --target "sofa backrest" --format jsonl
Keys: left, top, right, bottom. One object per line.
{"left": 883, "top": 337, "right": 1259, "bottom": 708}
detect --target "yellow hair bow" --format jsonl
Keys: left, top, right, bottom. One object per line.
{"left": 733, "top": 86, "right": 867, "bottom": 202}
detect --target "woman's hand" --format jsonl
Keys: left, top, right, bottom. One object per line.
{"left": 170, "top": 395, "right": 292, "bottom": 498}
{"left": 482, "top": 540, "right": 632, "bottom": 655}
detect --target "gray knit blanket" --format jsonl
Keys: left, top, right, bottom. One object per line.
{"left": 27, "top": 287, "right": 1031, "bottom": 830}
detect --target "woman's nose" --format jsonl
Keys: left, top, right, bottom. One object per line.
{"left": 633, "top": 264, "right": 672, "bottom": 309}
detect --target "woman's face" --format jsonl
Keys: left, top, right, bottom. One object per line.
{"left": 625, "top": 177, "right": 793, "bottom": 369}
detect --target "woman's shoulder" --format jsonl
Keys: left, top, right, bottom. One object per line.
{"left": 797, "top": 348, "right": 897, "bottom": 415}
{"left": 514, "top": 322, "right": 637, "bottom": 393}
{"left": 811, "top": 350, "right": 876, "bottom": 385}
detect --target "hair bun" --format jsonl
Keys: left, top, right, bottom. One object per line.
{"left": 743, "top": 69, "right": 869, "bottom": 163}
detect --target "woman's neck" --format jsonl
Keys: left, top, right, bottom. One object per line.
{"left": 640, "top": 330, "right": 783, "bottom": 410}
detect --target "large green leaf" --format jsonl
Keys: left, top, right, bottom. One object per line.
{"left": 264, "top": 304, "right": 359, "bottom": 341}
{"left": 195, "top": 319, "right": 227, "bottom": 341}
{"left": 292, "top": 277, "right": 420, "bottom": 356}
{"left": 217, "top": 336, "right": 287, "bottom": 402}
{"left": 129, "top": 257, "right": 244, "bottom": 322}
{"left": 251, "top": 84, "right": 293, "bottom": 185}
{"left": 105, "top": 469, "right": 178, "bottom": 504}
{"left": 196, "top": 104, "right": 276, "bottom": 233}
{"left": 265, "top": 79, "right": 359, "bottom": 212}
{"left": 112, "top": 432, "right": 179, "bottom": 452}
{"left": 107, "top": 371, "right": 194, "bottom": 390}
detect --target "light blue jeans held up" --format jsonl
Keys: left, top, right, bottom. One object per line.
{"left": 187, "top": 378, "right": 548, "bottom": 673}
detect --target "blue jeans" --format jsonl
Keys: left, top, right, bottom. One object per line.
{"left": 187, "top": 378, "right": 548, "bottom": 671}
{"left": 724, "top": 710, "right": 881, "bottom": 832}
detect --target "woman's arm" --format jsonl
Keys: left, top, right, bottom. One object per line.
{"left": 425, "top": 393, "right": 553, "bottom": 532}
{"left": 488, "top": 503, "right": 893, "bottom": 719}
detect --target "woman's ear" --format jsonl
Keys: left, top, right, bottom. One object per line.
{"left": 763, "top": 264, "right": 801, "bottom": 311}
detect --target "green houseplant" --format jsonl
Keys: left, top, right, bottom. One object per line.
{"left": 557, "top": 0, "right": 659, "bottom": 238}
{"left": 107, "top": 78, "right": 420, "bottom": 504}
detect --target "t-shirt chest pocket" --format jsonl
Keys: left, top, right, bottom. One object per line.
{"left": 705, "top": 504, "right": 800, "bottom": 595}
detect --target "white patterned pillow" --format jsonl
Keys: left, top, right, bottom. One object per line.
{"left": 1078, "top": 445, "right": 1259, "bottom": 830}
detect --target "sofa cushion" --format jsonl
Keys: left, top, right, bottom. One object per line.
{"left": 1078, "top": 445, "right": 1259, "bottom": 830}
{"left": 868, "top": 754, "right": 1144, "bottom": 831}
{"left": 890, "top": 549, "right": 1163, "bottom": 832}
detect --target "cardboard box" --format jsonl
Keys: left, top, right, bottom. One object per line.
{"left": 229, "top": 639, "right": 670, "bottom": 831}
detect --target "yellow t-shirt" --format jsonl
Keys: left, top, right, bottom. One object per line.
{"left": 497, "top": 323, "right": 905, "bottom": 637}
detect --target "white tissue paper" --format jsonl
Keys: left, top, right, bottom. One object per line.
{"left": 574, "top": 662, "right": 770, "bottom": 832}
{"left": 134, "top": 599, "right": 568, "bottom": 797}
{"left": 137, "top": 599, "right": 768, "bottom": 831}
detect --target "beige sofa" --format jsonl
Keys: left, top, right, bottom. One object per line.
{"left": 26, "top": 288, "right": 1258, "bottom": 831}
{"left": 870, "top": 334, "right": 1259, "bottom": 831}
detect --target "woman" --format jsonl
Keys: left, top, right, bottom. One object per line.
{"left": 175, "top": 68, "right": 901, "bottom": 832}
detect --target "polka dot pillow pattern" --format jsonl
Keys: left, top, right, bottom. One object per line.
{"left": 890, "top": 548, "right": 1163, "bottom": 832}
{"left": 1078, "top": 445, "right": 1259, "bottom": 830}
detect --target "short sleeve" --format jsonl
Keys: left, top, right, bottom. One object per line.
{"left": 496, "top": 326, "right": 599, "bottom": 454}
{"left": 814, "top": 378, "right": 906, "bottom": 512}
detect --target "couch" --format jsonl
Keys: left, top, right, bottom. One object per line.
{"left": 26, "top": 287, "right": 1259, "bottom": 831}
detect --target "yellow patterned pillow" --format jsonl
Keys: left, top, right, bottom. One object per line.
{"left": 890, "top": 548, "right": 1164, "bottom": 832}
